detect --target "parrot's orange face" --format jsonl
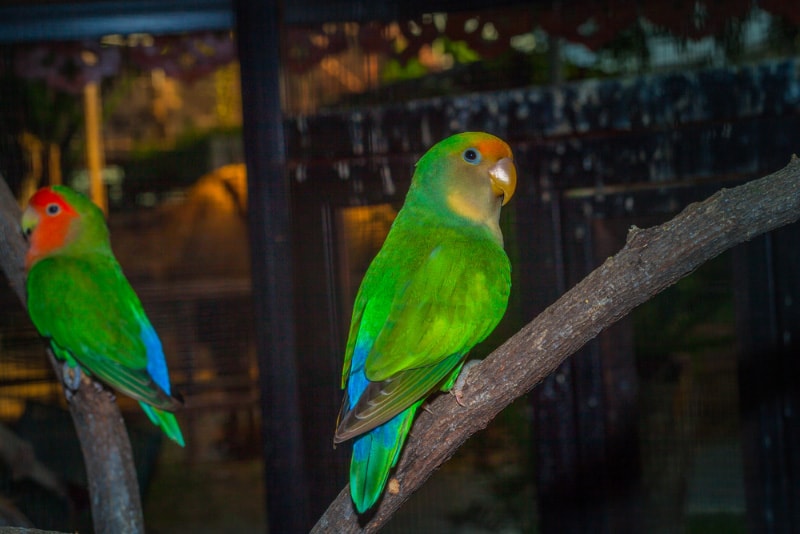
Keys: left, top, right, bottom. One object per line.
{"left": 465, "top": 136, "right": 517, "bottom": 206}
{"left": 22, "top": 187, "right": 79, "bottom": 270}
{"left": 424, "top": 133, "right": 517, "bottom": 243}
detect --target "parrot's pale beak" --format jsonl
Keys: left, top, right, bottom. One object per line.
{"left": 21, "top": 207, "right": 39, "bottom": 239}
{"left": 489, "top": 157, "right": 517, "bottom": 206}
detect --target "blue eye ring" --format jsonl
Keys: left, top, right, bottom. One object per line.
{"left": 462, "top": 148, "right": 482, "bottom": 165}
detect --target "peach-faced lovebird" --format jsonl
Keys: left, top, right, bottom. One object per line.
{"left": 334, "top": 132, "right": 517, "bottom": 512}
{"left": 23, "top": 185, "right": 184, "bottom": 446}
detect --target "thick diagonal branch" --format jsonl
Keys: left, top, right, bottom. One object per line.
{"left": 0, "top": 177, "right": 144, "bottom": 534}
{"left": 312, "top": 156, "right": 800, "bottom": 533}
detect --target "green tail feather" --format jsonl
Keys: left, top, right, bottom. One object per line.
{"left": 139, "top": 402, "right": 184, "bottom": 447}
{"left": 350, "top": 403, "right": 420, "bottom": 513}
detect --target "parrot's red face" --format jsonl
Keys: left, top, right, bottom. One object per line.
{"left": 22, "top": 187, "right": 79, "bottom": 270}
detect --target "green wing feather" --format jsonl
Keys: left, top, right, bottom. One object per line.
{"left": 27, "top": 255, "right": 180, "bottom": 411}
{"left": 366, "top": 240, "right": 508, "bottom": 379}
{"left": 336, "top": 352, "right": 464, "bottom": 442}
{"left": 336, "top": 211, "right": 510, "bottom": 442}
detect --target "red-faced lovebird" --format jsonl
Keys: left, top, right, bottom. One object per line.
{"left": 334, "top": 132, "right": 517, "bottom": 512}
{"left": 23, "top": 185, "right": 184, "bottom": 446}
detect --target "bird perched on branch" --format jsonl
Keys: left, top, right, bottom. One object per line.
{"left": 23, "top": 185, "right": 184, "bottom": 446}
{"left": 335, "top": 132, "right": 517, "bottom": 513}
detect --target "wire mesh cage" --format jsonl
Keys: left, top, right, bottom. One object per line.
{"left": 0, "top": 2, "right": 799, "bottom": 532}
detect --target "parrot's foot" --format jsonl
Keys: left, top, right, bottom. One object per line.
{"left": 62, "top": 362, "right": 81, "bottom": 397}
{"left": 93, "top": 379, "right": 112, "bottom": 399}
{"left": 452, "top": 359, "right": 482, "bottom": 406}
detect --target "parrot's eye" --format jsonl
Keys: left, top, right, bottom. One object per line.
{"left": 462, "top": 148, "right": 482, "bottom": 165}
{"left": 46, "top": 203, "right": 61, "bottom": 216}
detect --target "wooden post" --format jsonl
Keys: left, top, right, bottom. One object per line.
{"left": 83, "top": 81, "right": 107, "bottom": 213}
{"left": 48, "top": 143, "right": 61, "bottom": 186}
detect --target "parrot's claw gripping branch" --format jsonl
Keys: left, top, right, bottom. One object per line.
{"left": 62, "top": 361, "right": 82, "bottom": 395}
{"left": 452, "top": 359, "right": 483, "bottom": 407}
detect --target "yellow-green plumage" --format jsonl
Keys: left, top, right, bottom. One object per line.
{"left": 335, "top": 132, "right": 517, "bottom": 512}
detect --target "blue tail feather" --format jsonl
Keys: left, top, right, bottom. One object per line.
{"left": 349, "top": 403, "right": 420, "bottom": 513}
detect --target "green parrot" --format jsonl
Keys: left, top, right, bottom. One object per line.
{"left": 334, "top": 132, "right": 517, "bottom": 513}
{"left": 22, "top": 185, "right": 184, "bottom": 446}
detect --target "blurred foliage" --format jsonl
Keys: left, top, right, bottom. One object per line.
{"left": 0, "top": 68, "right": 83, "bottom": 193}
{"left": 122, "top": 126, "right": 241, "bottom": 202}
{"left": 0, "top": 45, "right": 140, "bottom": 195}
{"left": 326, "top": 8, "right": 800, "bottom": 110}
{"left": 128, "top": 125, "right": 241, "bottom": 161}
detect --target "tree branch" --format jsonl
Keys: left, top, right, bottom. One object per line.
{"left": 311, "top": 156, "right": 800, "bottom": 533}
{"left": 0, "top": 177, "right": 144, "bottom": 534}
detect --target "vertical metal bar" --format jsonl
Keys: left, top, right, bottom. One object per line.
{"left": 529, "top": 178, "right": 583, "bottom": 534}
{"left": 736, "top": 224, "right": 800, "bottom": 533}
{"left": 735, "top": 232, "right": 788, "bottom": 534}
{"left": 773, "top": 225, "right": 800, "bottom": 530}
{"left": 570, "top": 209, "right": 610, "bottom": 533}
{"left": 234, "top": 1, "right": 311, "bottom": 531}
